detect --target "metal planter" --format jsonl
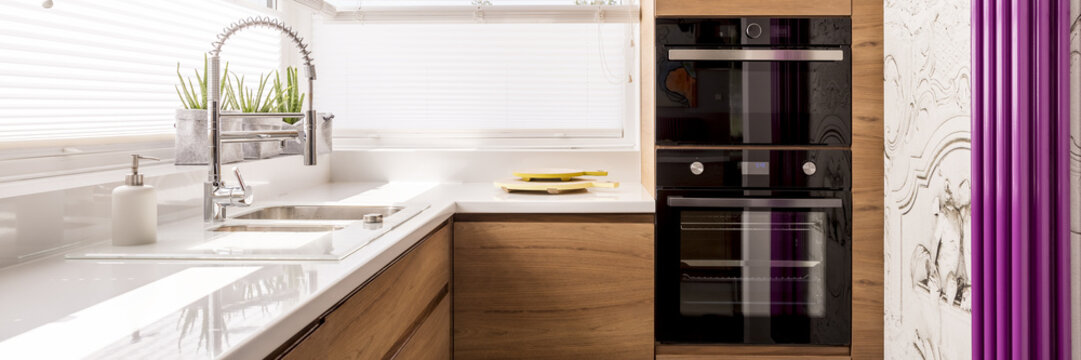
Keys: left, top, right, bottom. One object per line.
{"left": 174, "top": 109, "right": 243, "bottom": 165}
{"left": 281, "top": 113, "right": 333, "bottom": 156}
{"left": 242, "top": 117, "right": 284, "bottom": 159}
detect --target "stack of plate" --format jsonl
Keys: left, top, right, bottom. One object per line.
{"left": 494, "top": 169, "right": 619, "bottom": 194}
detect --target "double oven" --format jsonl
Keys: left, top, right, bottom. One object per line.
{"left": 654, "top": 17, "right": 853, "bottom": 346}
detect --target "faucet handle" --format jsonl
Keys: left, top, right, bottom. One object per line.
{"left": 233, "top": 167, "right": 248, "bottom": 190}
{"left": 232, "top": 167, "right": 254, "bottom": 206}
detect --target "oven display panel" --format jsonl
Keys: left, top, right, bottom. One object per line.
{"left": 740, "top": 161, "right": 770, "bottom": 175}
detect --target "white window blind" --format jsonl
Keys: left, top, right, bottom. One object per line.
{"left": 0, "top": 0, "right": 282, "bottom": 144}
{"left": 312, "top": 0, "right": 639, "bottom": 146}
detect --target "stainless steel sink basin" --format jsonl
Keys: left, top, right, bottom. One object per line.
{"left": 210, "top": 224, "right": 345, "bottom": 232}
{"left": 230, "top": 205, "right": 402, "bottom": 221}
{"left": 66, "top": 203, "right": 429, "bottom": 262}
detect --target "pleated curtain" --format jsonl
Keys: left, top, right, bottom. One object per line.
{"left": 971, "top": 0, "right": 1072, "bottom": 358}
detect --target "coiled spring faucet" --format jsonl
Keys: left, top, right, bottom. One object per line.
{"left": 204, "top": 17, "right": 317, "bottom": 222}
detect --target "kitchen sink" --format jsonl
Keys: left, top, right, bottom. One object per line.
{"left": 210, "top": 224, "right": 345, "bottom": 232}
{"left": 66, "top": 203, "right": 430, "bottom": 262}
{"left": 230, "top": 205, "right": 402, "bottom": 221}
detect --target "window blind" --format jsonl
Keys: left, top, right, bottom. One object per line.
{"left": 311, "top": 0, "right": 638, "bottom": 141}
{"left": 0, "top": 0, "right": 282, "bottom": 143}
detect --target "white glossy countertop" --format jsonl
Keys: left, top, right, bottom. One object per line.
{"left": 0, "top": 182, "right": 653, "bottom": 360}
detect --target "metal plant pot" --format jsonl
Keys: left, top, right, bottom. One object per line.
{"left": 281, "top": 113, "right": 333, "bottom": 156}
{"left": 174, "top": 109, "right": 243, "bottom": 165}
{"left": 242, "top": 117, "right": 284, "bottom": 159}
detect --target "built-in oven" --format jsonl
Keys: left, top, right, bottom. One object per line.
{"left": 655, "top": 149, "right": 851, "bottom": 345}
{"left": 656, "top": 17, "right": 852, "bottom": 146}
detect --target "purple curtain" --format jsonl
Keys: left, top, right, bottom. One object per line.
{"left": 972, "top": 0, "right": 1071, "bottom": 358}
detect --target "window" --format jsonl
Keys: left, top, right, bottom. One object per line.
{"left": 0, "top": 0, "right": 282, "bottom": 145}
{"left": 311, "top": 0, "right": 639, "bottom": 148}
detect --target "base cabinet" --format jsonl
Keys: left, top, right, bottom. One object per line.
{"left": 452, "top": 215, "right": 654, "bottom": 360}
{"left": 392, "top": 295, "right": 452, "bottom": 360}
{"left": 275, "top": 214, "right": 654, "bottom": 360}
{"left": 278, "top": 223, "right": 451, "bottom": 360}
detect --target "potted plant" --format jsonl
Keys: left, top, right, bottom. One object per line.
{"left": 174, "top": 54, "right": 244, "bottom": 165}
{"left": 225, "top": 72, "right": 281, "bottom": 159}
{"left": 274, "top": 67, "right": 333, "bottom": 155}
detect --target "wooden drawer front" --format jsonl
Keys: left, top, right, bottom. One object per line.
{"left": 656, "top": 0, "right": 851, "bottom": 17}
{"left": 453, "top": 220, "right": 654, "bottom": 360}
{"left": 283, "top": 224, "right": 451, "bottom": 360}
{"left": 391, "top": 294, "right": 451, "bottom": 360}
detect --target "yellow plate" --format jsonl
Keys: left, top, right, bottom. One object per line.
{"left": 512, "top": 168, "right": 608, "bottom": 181}
{"left": 494, "top": 178, "right": 619, "bottom": 194}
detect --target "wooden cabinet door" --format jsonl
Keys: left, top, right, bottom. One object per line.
{"left": 282, "top": 223, "right": 451, "bottom": 360}
{"left": 453, "top": 215, "right": 654, "bottom": 360}
{"left": 391, "top": 294, "right": 452, "bottom": 360}
{"left": 655, "top": 0, "right": 851, "bottom": 17}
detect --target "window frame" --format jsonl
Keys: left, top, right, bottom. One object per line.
{"left": 0, "top": 136, "right": 175, "bottom": 183}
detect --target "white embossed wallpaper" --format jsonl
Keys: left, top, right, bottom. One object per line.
{"left": 883, "top": 0, "right": 973, "bottom": 358}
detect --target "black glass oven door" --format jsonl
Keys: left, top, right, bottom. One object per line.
{"left": 656, "top": 192, "right": 851, "bottom": 345}
{"left": 655, "top": 47, "right": 852, "bottom": 146}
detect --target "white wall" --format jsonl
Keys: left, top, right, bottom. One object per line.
{"left": 883, "top": 0, "right": 973, "bottom": 358}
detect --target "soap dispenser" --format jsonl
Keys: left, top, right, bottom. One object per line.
{"left": 112, "top": 154, "right": 159, "bottom": 246}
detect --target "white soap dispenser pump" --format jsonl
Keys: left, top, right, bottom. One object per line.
{"left": 112, "top": 154, "right": 159, "bottom": 246}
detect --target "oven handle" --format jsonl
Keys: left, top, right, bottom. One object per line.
{"left": 666, "top": 196, "right": 843, "bottom": 209}
{"left": 668, "top": 49, "right": 845, "bottom": 62}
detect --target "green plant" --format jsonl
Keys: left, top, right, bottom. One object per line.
{"left": 225, "top": 72, "right": 275, "bottom": 113}
{"left": 175, "top": 54, "right": 231, "bottom": 110}
{"left": 273, "top": 67, "right": 306, "bottom": 125}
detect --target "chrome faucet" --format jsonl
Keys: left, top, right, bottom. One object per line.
{"left": 204, "top": 17, "right": 318, "bottom": 222}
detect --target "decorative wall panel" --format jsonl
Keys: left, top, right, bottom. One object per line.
{"left": 883, "top": 0, "right": 972, "bottom": 358}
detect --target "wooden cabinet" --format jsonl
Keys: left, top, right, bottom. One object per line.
{"left": 392, "top": 295, "right": 452, "bottom": 360}
{"left": 850, "top": 0, "right": 885, "bottom": 357}
{"left": 655, "top": 0, "right": 850, "bottom": 19}
{"left": 278, "top": 222, "right": 451, "bottom": 360}
{"left": 452, "top": 214, "right": 654, "bottom": 360}
{"left": 277, "top": 213, "right": 658, "bottom": 360}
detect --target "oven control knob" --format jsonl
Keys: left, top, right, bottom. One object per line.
{"left": 746, "top": 23, "right": 763, "bottom": 39}
{"left": 802, "top": 161, "right": 817, "bottom": 176}
{"left": 689, "top": 161, "right": 705, "bottom": 175}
